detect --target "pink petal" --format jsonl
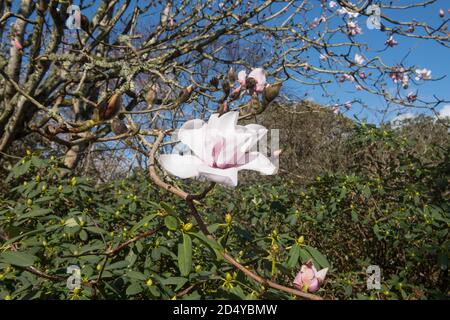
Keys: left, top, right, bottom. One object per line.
{"left": 293, "top": 271, "right": 304, "bottom": 289}
{"left": 308, "top": 277, "right": 320, "bottom": 293}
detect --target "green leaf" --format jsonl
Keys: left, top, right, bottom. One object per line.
{"left": 230, "top": 285, "right": 246, "bottom": 299}
{"left": 190, "top": 231, "right": 223, "bottom": 260}
{"left": 160, "top": 277, "right": 188, "bottom": 291}
{"left": 178, "top": 234, "right": 192, "bottom": 276}
{"left": 160, "top": 202, "right": 176, "bottom": 215}
{"left": 85, "top": 226, "right": 106, "bottom": 234}
{"left": 126, "top": 271, "right": 147, "bottom": 281}
{"left": 20, "top": 208, "right": 52, "bottom": 220}
{"left": 130, "top": 213, "right": 158, "bottom": 233}
{"left": 304, "top": 245, "right": 330, "bottom": 269}
{"left": 164, "top": 215, "right": 178, "bottom": 231}
{"left": 299, "top": 248, "right": 313, "bottom": 264}
{"left": 0, "top": 251, "right": 37, "bottom": 267}
{"left": 126, "top": 283, "right": 143, "bottom": 296}
{"left": 79, "top": 229, "right": 88, "bottom": 241}
{"left": 286, "top": 243, "right": 300, "bottom": 269}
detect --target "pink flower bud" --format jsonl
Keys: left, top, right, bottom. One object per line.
{"left": 293, "top": 260, "right": 328, "bottom": 293}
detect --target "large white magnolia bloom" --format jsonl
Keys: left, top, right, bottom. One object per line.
{"left": 159, "top": 111, "right": 277, "bottom": 187}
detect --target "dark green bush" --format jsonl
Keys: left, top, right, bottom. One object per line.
{"left": 0, "top": 123, "right": 448, "bottom": 300}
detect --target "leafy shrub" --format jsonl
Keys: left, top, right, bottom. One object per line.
{"left": 0, "top": 123, "right": 448, "bottom": 300}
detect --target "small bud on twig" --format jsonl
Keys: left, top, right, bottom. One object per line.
{"left": 99, "top": 93, "right": 122, "bottom": 121}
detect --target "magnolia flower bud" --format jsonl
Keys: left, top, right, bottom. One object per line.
{"left": 293, "top": 260, "right": 328, "bottom": 293}
{"left": 80, "top": 14, "right": 91, "bottom": 33}
{"left": 218, "top": 101, "right": 229, "bottom": 115}
{"left": 176, "top": 85, "right": 193, "bottom": 105}
{"left": 250, "top": 93, "right": 264, "bottom": 114}
{"left": 209, "top": 76, "right": 219, "bottom": 88}
{"left": 221, "top": 80, "right": 231, "bottom": 96}
{"left": 246, "top": 77, "right": 257, "bottom": 93}
{"left": 99, "top": 93, "right": 122, "bottom": 120}
{"left": 228, "top": 67, "right": 237, "bottom": 83}
{"left": 262, "top": 83, "right": 282, "bottom": 105}
{"left": 439, "top": 8, "right": 445, "bottom": 18}
{"left": 145, "top": 85, "right": 158, "bottom": 105}
{"left": 111, "top": 118, "right": 128, "bottom": 135}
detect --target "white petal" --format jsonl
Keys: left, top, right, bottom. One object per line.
{"left": 238, "top": 70, "right": 247, "bottom": 84}
{"left": 238, "top": 152, "right": 277, "bottom": 175}
{"left": 198, "top": 166, "right": 238, "bottom": 187}
{"left": 315, "top": 268, "right": 328, "bottom": 283}
{"left": 207, "top": 111, "right": 239, "bottom": 135}
{"left": 158, "top": 154, "right": 203, "bottom": 179}
{"left": 178, "top": 121, "right": 215, "bottom": 165}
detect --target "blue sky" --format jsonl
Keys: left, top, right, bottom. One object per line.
{"left": 280, "top": 0, "right": 450, "bottom": 124}
{"left": 10, "top": 0, "right": 449, "bottom": 126}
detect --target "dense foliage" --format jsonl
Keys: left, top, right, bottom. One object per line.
{"left": 0, "top": 121, "right": 448, "bottom": 300}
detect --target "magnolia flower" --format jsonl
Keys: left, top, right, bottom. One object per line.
{"left": 319, "top": 53, "right": 328, "bottom": 61}
{"left": 311, "top": 15, "right": 326, "bottom": 28}
{"left": 344, "top": 101, "right": 352, "bottom": 110}
{"left": 415, "top": 68, "right": 432, "bottom": 81}
{"left": 407, "top": 92, "right": 417, "bottom": 103}
{"left": 293, "top": 260, "right": 328, "bottom": 293}
{"left": 354, "top": 53, "right": 364, "bottom": 65}
{"left": 159, "top": 111, "right": 277, "bottom": 187}
{"left": 359, "top": 71, "right": 367, "bottom": 79}
{"left": 339, "top": 73, "right": 355, "bottom": 82}
{"left": 332, "top": 104, "right": 340, "bottom": 114}
{"left": 329, "top": 1, "right": 337, "bottom": 9}
{"left": 347, "top": 20, "right": 362, "bottom": 36}
{"left": 401, "top": 74, "right": 409, "bottom": 88}
{"left": 237, "top": 68, "right": 267, "bottom": 93}
{"left": 390, "top": 67, "right": 409, "bottom": 88}
{"left": 385, "top": 36, "right": 398, "bottom": 47}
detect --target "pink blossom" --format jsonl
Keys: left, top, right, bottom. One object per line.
{"left": 344, "top": 101, "right": 352, "bottom": 110}
{"left": 329, "top": 1, "right": 337, "bottom": 9}
{"left": 319, "top": 53, "right": 328, "bottom": 61}
{"left": 385, "top": 36, "right": 398, "bottom": 47}
{"left": 339, "top": 73, "right": 355, "bottom": 82}
{"left": 407, "top": 92, "right": 417, "bottom": 103}
{"left": 439, "top": 8, "right": 445, "bottom": 18}
{"left": 311, "top": 15, "right": 327, "bottom": 28}
{"left": 354, "top": 53, "right": 364, "bottom": 65}
{"left": 390, "top": 67, "right": 409, "bottom": 88}
{"left": 12, "top": 37, "right": 23, "bottom": 51}
{"left": 359, "top": 71, "right": 367, "bottom": 79}
{"left": 414, "top": 68, "right": 432, "bottom": 81}
{"left": 237, "top": 68, "right": 267, "bottom": 92}
{"left": 293, "top": 260, "right": 328, "bottom": 293}
{"left": 347, "top": 20, "right": 362, "bottom": 36}
{"left": 332, "top": 104, "right": 340, "bottom": 114}
{"left": 159, "top": 111, "right": 276, "bottom": 187}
